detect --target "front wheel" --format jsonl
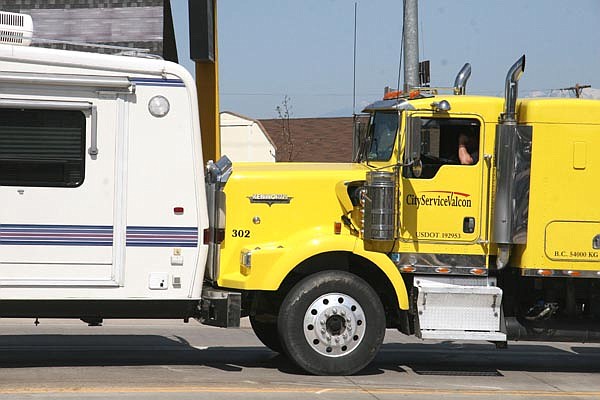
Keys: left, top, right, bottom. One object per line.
{"left": 277, "top": 270, "right": 385, "bottom": 375}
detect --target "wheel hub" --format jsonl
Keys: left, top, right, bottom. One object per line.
{"left": 303, "top": 292, "right": 366, "bottom": 357}
{"left": 326, "top": 314, "right": 345, "bottom": 335}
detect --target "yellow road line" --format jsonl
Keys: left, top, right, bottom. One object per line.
{"left": 0, "top": 386, "right": 599, "bottom": 397}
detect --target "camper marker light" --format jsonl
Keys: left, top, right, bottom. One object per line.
{"left": 174, "top": 207, "right": 184, "bottom": 215}
{"left": 148, "top": 95, "right": 170, "bottom": 117}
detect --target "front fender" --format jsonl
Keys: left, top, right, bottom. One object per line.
{"left": 217, "top": 231, "right": 409, "bottom": 310}
{"left": 352, "top": 239, "right": 409, "bottom": 310}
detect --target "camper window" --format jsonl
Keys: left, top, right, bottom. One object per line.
{"left": 0, "top": 108, "right": 86, "bottom": 187}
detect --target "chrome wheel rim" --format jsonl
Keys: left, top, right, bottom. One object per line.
{"left": 302, "top": 292, "right": 366, "bottom": 357}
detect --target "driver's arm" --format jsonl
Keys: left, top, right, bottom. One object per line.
{"left": 458, "top": 134, "right": 474, "bottom": 165}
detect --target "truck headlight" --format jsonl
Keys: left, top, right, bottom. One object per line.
{"left": 240, "top": 250, "right": 252, "bottom": 268}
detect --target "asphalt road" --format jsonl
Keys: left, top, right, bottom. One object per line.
{"left": 1, "top": 318, "right": 600, "bottom": 399}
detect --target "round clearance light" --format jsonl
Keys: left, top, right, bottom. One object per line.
{"left": 148, "top": 95, "right": 170, "bottom": 118}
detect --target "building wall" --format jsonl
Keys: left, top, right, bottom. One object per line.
{"left": 220, "top": 112, "right": 276, "bottom": 162}
{"left": 1, "top": 0, "right": 164, "bottom": 55}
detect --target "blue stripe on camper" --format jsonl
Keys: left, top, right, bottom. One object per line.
{"left": 0, "top": 225, "right": 198, "bottom": 247}
{"left": 0, "top": 224, "right": 113, "bottom": 246}
{"left": 126, "top": 226, "right": 198, "bottom": 247}
{"left": 130, "top": 77, "right": 185, "bottom": 87}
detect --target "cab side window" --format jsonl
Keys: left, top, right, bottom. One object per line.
{"left": 405, "top": 117, "right": 480, "bottom": 179}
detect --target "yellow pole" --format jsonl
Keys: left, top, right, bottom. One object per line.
{"left": 194, "top": 0, "right": 220, "bottom": 163}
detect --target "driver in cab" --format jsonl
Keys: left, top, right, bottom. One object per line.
{"left": 458, "top": 133, "right": 478, "bottom": 165}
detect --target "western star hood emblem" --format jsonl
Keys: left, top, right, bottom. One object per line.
{"left": 248, "top": 194, "right": 293, "bottom": 206}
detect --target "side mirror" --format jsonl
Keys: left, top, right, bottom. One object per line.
{"left": 352, "top": 115, "right": 369, "bottom": 162}
{"left": 352, "top": 117, "right": 363, "bottom": 162}
{"left": 406, "top": 116, "right": 422, "bottom": 177}
{"left": 406, "top": 116, "right": 422, "bottom": 163}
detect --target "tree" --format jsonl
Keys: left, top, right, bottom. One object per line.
{"left": 276, "top": 95, "right": 294, "bottom": 161}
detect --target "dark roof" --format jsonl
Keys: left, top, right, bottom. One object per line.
{"left": 258, "top": 117, "right": 355, "bottom": 162}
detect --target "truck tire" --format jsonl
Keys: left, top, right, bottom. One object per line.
{"left": 249, "top": 314, "right": 283, "bottom": 353}
{"left": 277, "top": 270, "right": 385, "bottom": 375}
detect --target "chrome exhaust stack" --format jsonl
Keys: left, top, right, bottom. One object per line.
{"left": 493, "top": 55, "right": 529, "bottom": 269}
{"left": 501, "top": 55, "right": 526, "bottom": 123}
{"left": 453, "top": 63, "right": 472, "bottom": 95}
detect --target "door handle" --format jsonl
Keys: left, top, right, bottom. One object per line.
{"left": 463, "top": 217, "right": 475, "bottom": 234}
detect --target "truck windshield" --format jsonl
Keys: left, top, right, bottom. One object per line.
{"left": 366, "top": 112, "right": 399, "bottom": 162}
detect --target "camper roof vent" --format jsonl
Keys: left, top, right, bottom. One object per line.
{"left": 0, "top": 11, "right": 33, "bottom": 46}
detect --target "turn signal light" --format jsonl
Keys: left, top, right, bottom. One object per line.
{"left": 400, "top": 266, "right": 416, "bottom": 273}
{"left": 537, "top": 269, "right": 553, "bottom": 277}
{"left": 469, "top": 268, "right": 486, "bottom": 276}
{"left": 435, "top": 267, "right": 451, "bottom": 274}
{"left": 409, "top": 90, "right": 420, "bottom": 99}
{"left": 383, "top": 90, "right": 402, "bottom": 100}
{"left": 334, "top": 222, "right": 342, "bottom": 235}
{"left": 566, "top": 270, "right": 581, "bottom": 277}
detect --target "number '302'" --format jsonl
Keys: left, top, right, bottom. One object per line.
{"left": 232, "top": 229, "right": 250, "bottom": 238}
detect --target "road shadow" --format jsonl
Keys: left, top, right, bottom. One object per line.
{"left": 0, "top": 334, "right": 289, "bottom": 371}
{"left": 0, "top": 334, "right": 599, "bottom": 376}
{"left": 373, "top": 341, "right": 600, "bottom": 375}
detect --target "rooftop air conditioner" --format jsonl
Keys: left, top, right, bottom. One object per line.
{"left": 0, "top": 11, "right": 33, "bottom": 46}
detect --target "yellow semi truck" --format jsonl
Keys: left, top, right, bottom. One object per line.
{"left": 205, "top": 55, "right": 600, "bottom": 374}
{"left": 2, "top": 8, "right": 599, "bottom": 376}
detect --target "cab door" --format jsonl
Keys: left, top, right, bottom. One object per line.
{"left": 400, "top": 113, "right": 485, "bottom": 244}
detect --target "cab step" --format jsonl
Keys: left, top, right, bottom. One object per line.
{"left": 414, "top": 276, "right": 506, "bottom": 342}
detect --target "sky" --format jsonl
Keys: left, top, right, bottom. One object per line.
{"left": 171, "top": 0, "right": 600, "bottom": 119}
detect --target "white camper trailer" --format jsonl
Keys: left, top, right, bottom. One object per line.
{"left": 0, "top": 12, "right": 235, "bottom": 323}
